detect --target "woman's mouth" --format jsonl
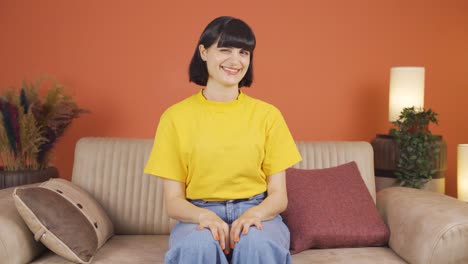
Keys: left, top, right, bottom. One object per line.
{"left": 220, "top": 66, "right": 241, "bottom": 75}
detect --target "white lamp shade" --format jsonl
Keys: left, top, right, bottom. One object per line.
{"left": 458, "top": 144, "right": 468, "bottom": 202}
{"left": 388, "top": 67, "right": 425, "bottom": 122}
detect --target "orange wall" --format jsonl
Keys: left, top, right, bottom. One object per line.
{"left": 1, "top": 0, "right": 467, "bottom": 197}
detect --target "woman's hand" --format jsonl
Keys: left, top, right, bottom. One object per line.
{"left": 198, "top": 209, "right": 230, "bottom": 254}
{"left": 229, "top": 207, "right": 263, "bottom": 249}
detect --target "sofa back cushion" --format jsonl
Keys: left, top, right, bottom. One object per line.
{"left": 71, "top": 138, "right": 376, "bottom": 235}
{"left": 72, "top": 137, "right": 177, "bottom": 235}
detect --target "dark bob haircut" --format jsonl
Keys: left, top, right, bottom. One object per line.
{"left": 189, "top": 16, "right": 256, "bottom": 88}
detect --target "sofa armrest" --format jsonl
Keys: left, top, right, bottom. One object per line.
{"left": 0, "top": 184, "right": 45, "bottom": 264}
{"left": 377, "top": 187, "right": 468, "bottom": 264}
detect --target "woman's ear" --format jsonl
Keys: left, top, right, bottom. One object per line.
{"left": 199, "top": 44, "right": 207, "bottom": 61}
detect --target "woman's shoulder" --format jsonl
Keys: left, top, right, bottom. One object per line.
{"left": 244, "top": 93, "right": 282, "bottom": 116}
{"left": 163, "top": 94, "right": 197, "bottom": 116}
{"left": 160, "top": 93, "right": 200, "bottom": 120}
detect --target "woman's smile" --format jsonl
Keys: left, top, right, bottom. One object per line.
{"left": 220, "top": 66, "right": 242, "bottom": 75}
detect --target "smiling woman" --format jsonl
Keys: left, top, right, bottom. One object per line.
{"left": 189, "top": 17, "right": 255, "bottom": 90}
{"left": 144, "top": 16, "right": 302, "bottom": 264}
{"left": 198, "top": 44, "right": 251, "bottom": 90}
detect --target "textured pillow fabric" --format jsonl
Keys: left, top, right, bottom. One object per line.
{"left": 13, "top": 178, "right": 113, "bottom": 263}
{"left": 282, "top": 162, "right": 390, "bottom": 254}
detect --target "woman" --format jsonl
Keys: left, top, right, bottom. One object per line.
{"left": 144, "top": 16, "right": 302, "bottom": 264}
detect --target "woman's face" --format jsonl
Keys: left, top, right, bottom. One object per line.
{"left": 199, "top": 41, "right": 251, "bottom": 88}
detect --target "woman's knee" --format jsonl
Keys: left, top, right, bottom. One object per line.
{"left": 232, "top": 228, "right": 291, "bottom": 264}
{"left": 174, "top": 229, "right": 221, "bottom": 252}
{"left": 166, "top": 231, "right": 227, "bottom": 264}
{"left": 235, "top": 227, "right": 274, "bottom": 252}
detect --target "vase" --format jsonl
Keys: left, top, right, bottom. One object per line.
{"left": 371, "top": 134, "right": 447, "bottom": 194}
{"left": 0, "top": 167, "right": 59, "bottom": 189}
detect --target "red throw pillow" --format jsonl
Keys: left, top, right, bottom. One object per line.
{"left": 282, "top": 162, "right": 390, "bottom": 254}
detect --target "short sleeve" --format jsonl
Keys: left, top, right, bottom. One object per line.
{"left": 144, "top": 111, "right": 186, "bottom": 182}
{"left": 262, "top": 107, "right": 302, "bottom": 176}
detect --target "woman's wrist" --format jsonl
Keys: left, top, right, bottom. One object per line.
{"left": 197, "top": 208, "right": 214, "bottom": 223}
{"left": 245, "top": 206, "right": 264, "bottom": 220}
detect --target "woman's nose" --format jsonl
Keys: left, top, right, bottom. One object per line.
{"left": 227, "top": 51, "right": 242, "bottom": 62}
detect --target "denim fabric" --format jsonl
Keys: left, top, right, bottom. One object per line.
{"left": 165, "top": 193, "right": 292, "bottom": 264}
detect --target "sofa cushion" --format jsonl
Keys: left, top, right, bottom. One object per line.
{"left": 282, "top": 162, "right": 390, "bottom": 254}
{"left": 0, "top": 184, "right": 46, "bottom": 264}
{"left": 30, "top": 235, "right": 168, "bottom": 264}
{"left": 13, "top": 178, "right": 113, "bottom": 263}
{"left": 291, "top": 247, "right": 407, "bottom": 264}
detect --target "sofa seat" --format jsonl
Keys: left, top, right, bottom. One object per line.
{"left": 292, "top": 247, "right": 406, "bottom": 263}
{"left": 31, "top": 235, "right": 169, "bottom": 264}
{"left": 30, "top": 235, "right": 406, "bottom": 264}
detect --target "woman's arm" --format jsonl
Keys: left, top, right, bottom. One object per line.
{"left": 163, "top": 178, "right": 208, "bottom": 223}
{"left": 252, "top": 170, "right": 289, "bottom": 220}
{"left": 228, "top": 170, "right": 288, "bottom": 249}
{"left": 163, "top": 178, "right": 230, "bottom": 253}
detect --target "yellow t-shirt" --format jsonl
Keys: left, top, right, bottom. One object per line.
{"left": 144, "top": 89, "right": 302, "bottom": 201}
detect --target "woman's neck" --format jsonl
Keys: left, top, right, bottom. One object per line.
{"left": 203, "top": 81, "right": 239, "bottom": 102}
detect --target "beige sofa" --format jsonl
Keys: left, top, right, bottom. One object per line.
{"left": 1, "top": 137, "right": 468, "bottom": 264}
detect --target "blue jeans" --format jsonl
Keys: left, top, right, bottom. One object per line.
{"left": 165, "top": 192, "right": 292, "bottom": 264}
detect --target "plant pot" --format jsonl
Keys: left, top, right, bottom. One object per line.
{"left": 371, "top": 134, "right": 447, "bottom": 193}
{"left": 0, "top": 167, "right": 59, "bottom": 189}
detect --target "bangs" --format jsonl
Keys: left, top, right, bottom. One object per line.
{"left": 217, "top": 19, "right": 256, "bottom": 52}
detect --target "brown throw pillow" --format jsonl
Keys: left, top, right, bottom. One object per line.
{"left": 282, "top": 162, "right": 390, "bottom": 254}
{"left": 13, "top": 178, "right": 113, "bottom": 263}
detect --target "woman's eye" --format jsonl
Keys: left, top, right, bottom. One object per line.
{"left": 220, "top": 48, "right": 230, "bottom": 53}
{"left": 241, "top": 50, "right": 250, "bottom": 56}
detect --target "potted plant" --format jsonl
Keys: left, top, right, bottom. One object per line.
{"left": 0, "top": 77, "right": 87, "bottom": 189}
{"left": 389, "top": 107, "right": 441, "bottom": 189}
